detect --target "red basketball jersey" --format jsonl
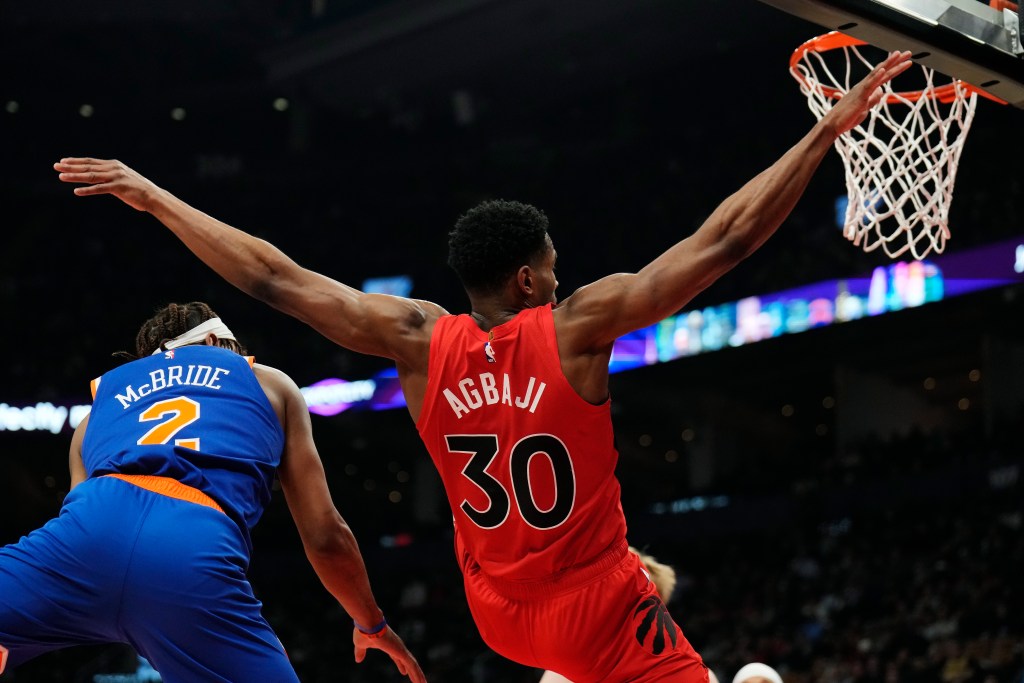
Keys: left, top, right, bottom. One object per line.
{"left": 416, "top": 304, "right": 628, "bottom": 581}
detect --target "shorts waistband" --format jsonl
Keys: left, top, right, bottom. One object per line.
{"left": 480, "top": 539, "right": 631, "bottom": 600}
{"left": 103, "top": 474, "right": 225, "bottom": 514}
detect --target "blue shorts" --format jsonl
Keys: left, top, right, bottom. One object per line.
{"left": 0, "top": 476, "right": 298, "bottom": 682}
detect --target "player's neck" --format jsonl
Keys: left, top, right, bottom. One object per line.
{"left": 467, "top": 296, "right": 528, "bottom": 332}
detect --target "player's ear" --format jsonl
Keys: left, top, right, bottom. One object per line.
{"left": 204, "top": 333, "right": 219, "bottom": 346}
{"left": 517, "top": 265, "right": 533, "bottom": 293}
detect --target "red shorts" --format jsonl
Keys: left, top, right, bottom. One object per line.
{"left": 456, "top": 533, "right": 708, "bottom": 683}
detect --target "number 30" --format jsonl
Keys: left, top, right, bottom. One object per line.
{"left": 445, "top": 434, "right": 576, "bottom": 530}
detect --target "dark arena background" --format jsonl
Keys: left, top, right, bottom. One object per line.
{"left": 2, "top": 1, "right": 1023, "bottom": 681}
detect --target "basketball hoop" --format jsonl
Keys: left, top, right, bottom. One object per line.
{"left": 790, "top": 32, "right": 996, "bottom": 260}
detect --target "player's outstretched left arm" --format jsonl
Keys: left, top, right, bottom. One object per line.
{"left": 54, "top": 158, "right": 443, "bottom": 365}
{"left": 261, "top": 365, "right": 426, "bottom": 683}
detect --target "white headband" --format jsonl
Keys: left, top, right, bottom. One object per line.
{"left": 733, "top": 663, "right": 783, "bottom": 683}
{"left": 152, "top": 317, "right": 238, "bottom": 354}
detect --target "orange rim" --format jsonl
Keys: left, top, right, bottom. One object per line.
{"left": 791, "top": 31, "right": 1006, "bottom": 104}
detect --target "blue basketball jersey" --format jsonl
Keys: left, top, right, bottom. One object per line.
{"left": 82, "top": 345, "right": 284, "bottom": 553}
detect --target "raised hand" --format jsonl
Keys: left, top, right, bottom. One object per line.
{"left": 353, "top": 627, "right": 427, "bottom": 683}
{"left": 54, "top": 157, "right": 159, "bottom": 212}
{"left": 823, "top": 50, "right": 914, "bottom": 136}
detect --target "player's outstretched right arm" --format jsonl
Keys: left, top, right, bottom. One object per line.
{"left": 54, "top": 159, "right": 443, "bottom": 365}
{"left": 558, "top": 50, "right": 913, "bottom": 352}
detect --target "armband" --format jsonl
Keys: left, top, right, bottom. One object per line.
{"left": 354, "top": 616, "right": 388, "bottom": 638}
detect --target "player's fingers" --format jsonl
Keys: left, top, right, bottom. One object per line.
{"left": 398, "top": 654, "right": 425, "bottom": 683}
{"left": 54, "top": 162, "right": 100, "bottom": 173}
{"left": 54, "top": 161, "right": 122, "bottom": 178}
{"left": 850, "top": 64, "right": 885, "bottom": 99}
{"left": 58, "top": 170, "right": 116, "bottom": 184}
{"left": 72, "top": 184, "right": 117, "bottom": 196}
{"left": 866, "top": 62, "right": 892, "bottom": 89}
{"left": 885, "top": 57, "right": 914, "bottom": 81}
{"left": 874, "top": 51, "right": 912, "bottom": 85}
{"left": 354, "top": 645, "right": 366, "bottom": 663}
{"left": 866, "top": 86, "right": 885, "bottom": 110}
{"left": 879, "top": 49, "right": 910, "bottom": 69}
{"left": 58, "top": 157, "right": 105, "bottom": 166}
{"left": 863, "top": 51, "right": 907, "bottom": 89}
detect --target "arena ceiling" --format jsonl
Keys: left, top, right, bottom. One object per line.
{"left": 4, "top": 0, "right": 812, "bottom": 120}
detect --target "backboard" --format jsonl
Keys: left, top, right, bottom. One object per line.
{"left": 757, "top": 0, "right": 1024, "bottom": 107}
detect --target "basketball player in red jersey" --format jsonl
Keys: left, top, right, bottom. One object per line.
{"left": 56, "top": 51, "right": 912, "bottom": 682}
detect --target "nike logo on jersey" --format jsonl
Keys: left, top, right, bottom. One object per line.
{"left": 442, "top": 372, "right": 546, "bottom": 419}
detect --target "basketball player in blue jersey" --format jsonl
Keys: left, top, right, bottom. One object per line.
{"left": 0, "top": 302, "right": 425, "bottom": 683}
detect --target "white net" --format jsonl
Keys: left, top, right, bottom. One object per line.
{"left": 791, "top": 38, "right": 978, "bottom": 260}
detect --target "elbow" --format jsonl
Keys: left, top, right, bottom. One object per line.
{"left": 718, "top": 230, "right": 758, "bottom": 265}
{"left": 305, "top": 512, "right": 359, "bottom": 559}
{"left": 250, "top": 274, "right": 282, "bottom": 307}
{"left": 248, "top": 249, "right": 302, "bottom": 308}
{"left": 712, "top": 207, "right": 765, "bottom": 265}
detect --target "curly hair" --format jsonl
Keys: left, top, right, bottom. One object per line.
{"left": 447, "top": 199, "right": 551, "bottom": 294}
{"left": 116, "top": 302, "right": 247, "bottom": 360}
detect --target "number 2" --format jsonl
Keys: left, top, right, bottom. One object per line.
{"left": 138, "top": 397, "right": 201, "bottom": 451}
{"left": 445, "top": 433, "right": 576, "bottom": 530}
